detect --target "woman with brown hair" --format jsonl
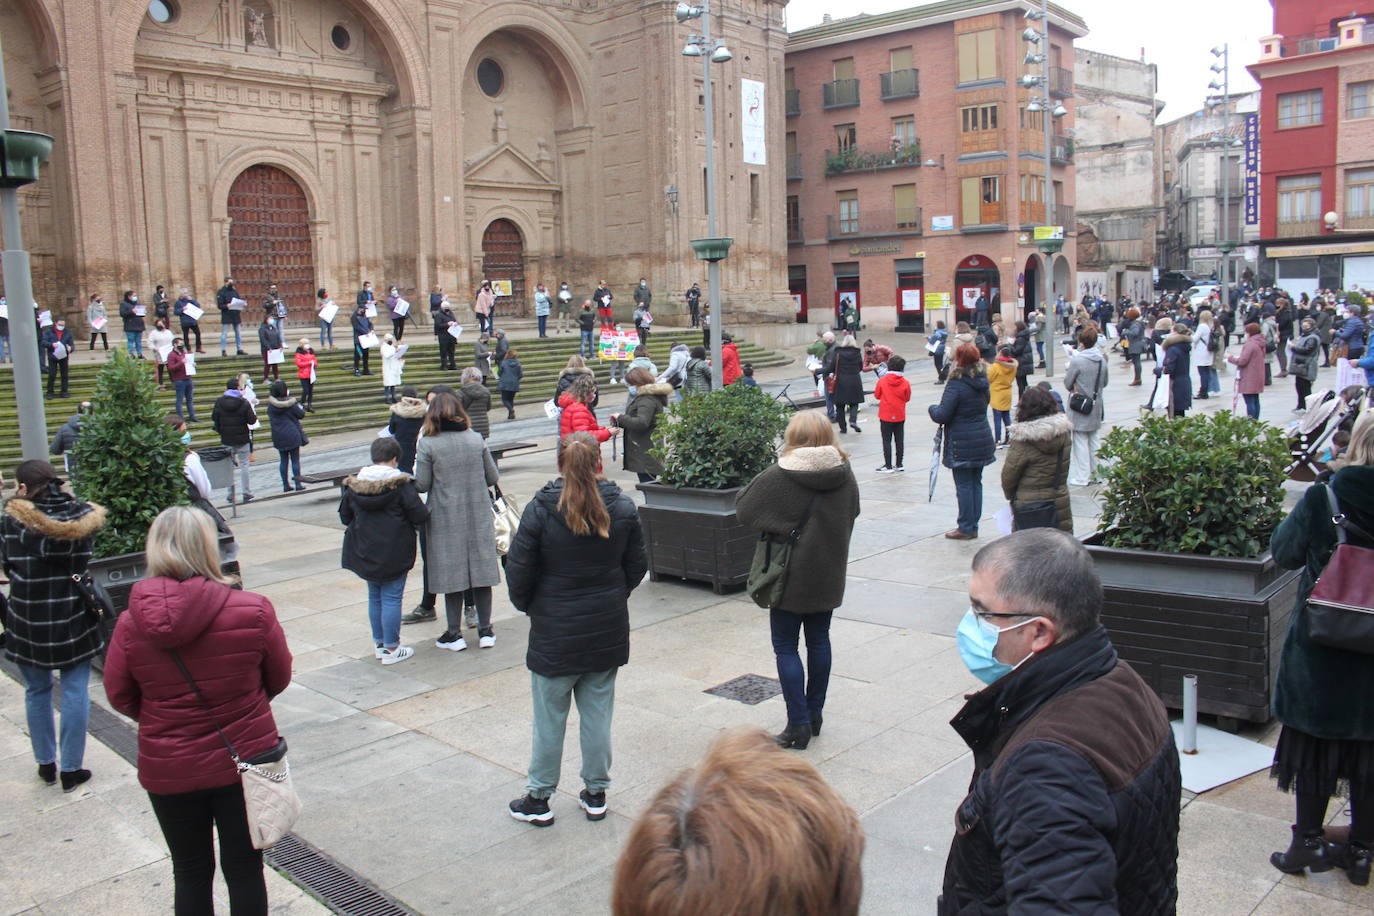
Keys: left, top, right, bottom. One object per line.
{"left": 928, "top": 344, "right": 995, "bottom": 539}
{"left": 736, "top": 411, "right": 861, "bottom": 750}
{"left": 505, "top": 432, "right": 647, "bottom": 826}
{"left": 612, "top": 727, "right": 864, "bottom": 916}
{"left": 415, "top": 392, "right": 501, "bottom": 651}
{"left": 558, "top": 374, "right": 617, "bottom": 443}
{"left": 1000, "top": 386, "right": 1073, "bottom": 532}
{"left": 610, "top": 367, "right": 672, "bottom": 482}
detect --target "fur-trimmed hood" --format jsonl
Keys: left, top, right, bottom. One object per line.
{"left": 1164, "top": 330, "right": 1193, "bottom": 348}
{"left": 267, "top": 396, "right": 298, "bottom": 409}
{"left": 390, "top": 396, "right": 427, "bottom": 419}
{"left": 629, "top": 382, "right": 674, "bottom": 399}
{"left": 1008, "top": 413, "right": 1071, "bottom": 454}
{"left": 777, "top": 446, "right": 853, "bottom": 492}
{"left": 558, "top": 366, "right": 594, "bottom": 382}
{"left": 4, "top": 496, "right": 106, "bottom": 541}
{"left": 343, "top": 469, "right": 412, "bottom": 495}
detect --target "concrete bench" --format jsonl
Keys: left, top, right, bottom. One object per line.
{"left": 298, "top": 441, "right": 541, "bottom": 490}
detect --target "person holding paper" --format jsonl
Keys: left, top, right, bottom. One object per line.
{"left": 174, "top": 288, "right": 204, "bottom": 353}
{"left": 352, "top": 301, "right": 375, "bottom": 376}
{"left": 258, "top": 315, "right": 283, "bottom": 382}
{"left": 216, "top": 278, "right": 245, "bottom": 356}
{"left": 381, "top": 333, "right": 405, "bottom": 404}
{"left": 119, "top": 290, "right": 145, "bottom": 359}
{"left": 167, "top": 340, "right": 197, "bottom": 423}
{"left": 86, "top": 294, "right": 109, "bottom": 352}
{"left": 149, "top": 319, "right": 176, "bottom": 390}
{"left": 294, "top": 339, "right": 317, "bottom": 413}
{"left": 153, "top": 285, "right": 170, "bottom": 323}
{"left": 594, "top": 281, "right": 613, "bottom": 329}
{"left": 432, "top": 296, "right": 458, "bottom": 370}
{"left": 556, "top": 282, "right": 573, "bottom": 334}
{"left": 387, "top": 286, "right": 408, "bottom": 341}
{"left": 534, "top": 284, "right": 551, "bottom": 338}
{"left": 262, "top": 283, "right": 288, "bottom": 323}
{"left": 42, "top": 317, "right": 75, "bottom": 399}
{"left": 357, "top": 281, "right": 376, "bottom": 311}
{"left": 0, "top": 301, "right": 9, "bottom": 363}
{"left": 474, "top": 280, "right": 495, "bottom": 335}
{"left": 316, "top": 288, "right": 336, "bottom": 349}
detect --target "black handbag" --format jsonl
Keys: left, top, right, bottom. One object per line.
{"left": 1012, "top": 446, "right": 1066, "bottom": 530}
{"left": 71, "top": 571, "right": 116, "bottom": 623}
{"left": 1068, "top": 362, "right": 1104, "bottom": 415}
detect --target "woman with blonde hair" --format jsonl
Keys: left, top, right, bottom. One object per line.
{"left": 416, "top": 392, "right": 501, "bottom": 650}
{"left": 505, "top": 431, "right": 647, "bottom": 825}
{"left": 104, "top": 506, "right": 292, "bottom": 914}
{"left": 736, "top": 411, "right": 861, "bottom": 749}
{"left": 612, "top": 727, "right": 863, "bottom": 916}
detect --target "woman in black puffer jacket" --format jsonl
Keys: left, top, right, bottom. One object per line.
{"left": 266, "top": 380, "right": 306, "bottom": 492}
{"left": 504, "top": 431, "right": 648, "bottom": 826}
{"left": 825, "top": 335, "right": 865, "bottom": 433}
{"left": 928, "top": 343, "right": 995, "bottom": 540}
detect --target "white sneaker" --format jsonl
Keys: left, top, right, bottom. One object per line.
{"left": 436, "top": 631, "right": 468, "bottom": 651}
{"left": 875, "top": 465, "right": 895, "bottom": 474}
{"left": 479, "top": 634, "right": 496, "bottom": 649}
{"left": 380, "top": 646, "right": 414, "bottom": 665}
{"left": 374, "top": 645, "right": 385, "bottom": 659}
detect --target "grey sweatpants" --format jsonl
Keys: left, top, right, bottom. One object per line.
{"left": 526, "top": 668, "right": 617, "bottom": 798}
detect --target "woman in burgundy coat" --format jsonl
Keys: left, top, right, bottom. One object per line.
{"left": 104, "top": 506, "right": 292, "bottom": 915}
{"left": 1227, "top": 322, "right": 1268, "bottom": 420}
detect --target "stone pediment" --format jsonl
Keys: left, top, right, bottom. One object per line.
{"left": 463, "top": 144, "right": 557, "bottom": 190}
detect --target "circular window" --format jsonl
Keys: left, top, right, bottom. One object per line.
{"left": 147, "top": 0, "right": 176, "bottom": 24}
{"left": 477, "top": 58, "right": 504, "bottom": 97}
{"left": 331, "top": 25, "right": 352, "bottom": 52}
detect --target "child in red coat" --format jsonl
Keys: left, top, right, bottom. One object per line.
{"left": 294, "top": 338, "right": 318, "bottom": 413}
{"left": 873, "top": 355, "right": 911, "bottom": 472}
{"left": 557, "top": 375, "right": 618, "bottom": 443}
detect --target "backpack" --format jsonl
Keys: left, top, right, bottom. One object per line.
{"left": 1207, "top": 327, "right": 1222, "bottom": 353}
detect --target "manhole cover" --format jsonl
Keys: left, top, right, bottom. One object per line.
{"left": 704, "top": 674, "right": 782, "bottom": 706}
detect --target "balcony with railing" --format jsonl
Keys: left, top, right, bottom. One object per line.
{"left": 880, "top": 68, "right": 920, "bottom": 100}
{"left": 1276, "top": 217, "right": 1322, "bottom": 238}
{"left": 826, "top": 207, "right": 923, "bottom": 240}
{"left": 824, "top": 142, "right": 922, "bottom": 176}
{"left": 787, "top": 216, "right": 804, "bottom": 244}
{"left": 1021, "top": 202, "right": 1074, "bottom": 229}
{"left": 1344, "top": 212, "right": 1374, "bottom": 231}
{"left": 1051, "top": 135, "right": 1074, "bottom": 163}
{"left": 822, "top": 78, "right": 860, "bottom": 109}
{"left": 959, "top": 128, "right": 1005, "bottom": 155}
{"left": 787, "top": 154, "right": 802, "bottom": 180}
{"left": 1049, "top": 66, "right": 1073, "bottom": 98}
{"left": 785, "top": 88, "right": 800, "bottom": 117}
{"left": 962, "top": 201, "right": 1007, "bottom": 230}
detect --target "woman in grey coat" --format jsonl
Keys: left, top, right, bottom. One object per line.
{"left": 415, "top": 392, "right": 501, "bottom": 651}
{"left": 1063, "top": 326, "right": 1109, "bottom": 487}
{"left": 1289, "top": 319, "right": 1322, "bottom": 411}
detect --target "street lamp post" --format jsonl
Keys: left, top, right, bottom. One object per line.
{"left": 677, "top": 2, "right": 732, "bottom": 387}
{"left": 0, "top": 29, "right": 55, "bottom": 461}
{"left": 1208, "top": 45, "right": 1235, "bottom": 309}
{"left": 1023, "top": 0, "right": 1068, "bottom": 376}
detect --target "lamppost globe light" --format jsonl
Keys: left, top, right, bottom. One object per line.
{"left": 675, "top": 2, "right": 702, "bottom": 22}
{"left": 682, "top": 40, "right": 703, "bottom": 57}
{"left": 1022, "top": 28, "right": 1041, "bottom": 42}
{"left": 1026, "top": 99, "right": 1043, "bottom": 112}
{"left": 710, "top": 43, "right": 732, "bottom": 62}
{"left": 1020, "top": 74, "right": 1041, "bottom": 87}
{"left": 1052, "top": 103, "right": 1068, "bottom": 117}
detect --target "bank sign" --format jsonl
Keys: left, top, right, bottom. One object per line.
{"left": 1244, "top": 113, "right": 1259, "bottom": 226}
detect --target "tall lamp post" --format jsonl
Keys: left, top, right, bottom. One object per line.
{"left": 676, "top": 2, "right": 733, "bottom": 387}
{"left": 1022, "top": 0, "right": 1068, "bottom": 375}
{"left": 1207, "top": 45, "right": 1240, "bottom": 307}
{"left": 0, "top": 30, "right": 55, "bottom": 460}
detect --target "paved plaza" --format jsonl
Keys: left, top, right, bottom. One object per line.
{"left": 1, "top": 331, "right": 1370, "bottom": 915}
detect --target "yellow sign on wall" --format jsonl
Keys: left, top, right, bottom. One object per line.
{"left": 492, "top": 280, "right": 513, "bottom": 297}
{"left": 1032, "top": 226, "right": 1064, "bottom": 241}
{"left": 926, "top": 292, "right": 952, "bottom": 309}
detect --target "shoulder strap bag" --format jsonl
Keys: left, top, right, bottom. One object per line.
{"left": 747, "top": 492, "right": 821, "bottom": 609}
{"left": 1068, "top": 360, "right": 1104, "bottom": 416}
{"left": 491, "top": 484, "right": 521, "bottom": 557}
{"left": 168, "top": 650, "right": 302, "bottom": 848}
{"left": 1306, "top": 486, "right": 1374, "bottom": 655}
{"left": 1011, "top": 446, "right": 1065, "bottom": 531}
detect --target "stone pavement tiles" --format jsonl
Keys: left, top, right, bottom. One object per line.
{"left": 4, "top": 348, "right": 1367, "bottom": 914}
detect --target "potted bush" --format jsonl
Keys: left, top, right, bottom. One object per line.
{"left": 637, "top": 384, "right": 790, "bottom": 592}
{"left": 1084, "top": 412, "right": 1302, "bottom": 728}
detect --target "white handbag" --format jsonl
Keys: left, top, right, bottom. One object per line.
{"left": 491, "top": 484, "right": 521, "bottom": 556}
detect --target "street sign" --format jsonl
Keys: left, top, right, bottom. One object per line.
{"left": 926, "top": 292, "right": 952, "bottom": 309}
{"left": 1033, "top": 226, "right": 1064, "bottom": 241}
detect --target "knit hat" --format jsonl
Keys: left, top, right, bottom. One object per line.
{"left": 1154, "top": 317, "right": 1174, "bottom": 332}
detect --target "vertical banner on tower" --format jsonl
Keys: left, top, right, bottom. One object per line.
{"left": 1244, "top": 113, "right": 1259, "bottom": 226}
{"left": 741, "top": 78, "right": 766, "bottom": 166}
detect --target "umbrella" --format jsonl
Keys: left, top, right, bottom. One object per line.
{"left": 928, "top": 426, "right": 943, "bottom": 503}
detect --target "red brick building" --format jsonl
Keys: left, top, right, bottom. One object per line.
{"left": 784, "top": 1, "right": 1085, "bottom": 333}
{"left": 1250, "top": 0, "right": 1374, "bottom": 293}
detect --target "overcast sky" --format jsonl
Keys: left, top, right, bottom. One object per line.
{"left": 784, "top": 0, "right": 1272, "bottom": 121}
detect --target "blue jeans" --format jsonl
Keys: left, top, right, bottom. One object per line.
{"left": 319, "top": 320, "right": 333, "bottom": 348}
{"left": 125, "top": 331, "right": 143, "bottom": 357}
{"left": 537, "top": 315, "right": 548, "bottom": 337}
{"left": 1208, "top": 366, "right": 1222, "bottom": 393}
{"left": 1243, "top": 393, "right": 1260, "bottom": 419}
{"left": 580, "top": 329, "right": 594, "bottom": 358}
{"left": 219, "top": 322, "right": 242, "bottom": 352}
{"left": 19, "top": 660, "right": 92, "bottom": 771}
{"left": 278, "top": 447, "right": 301, "bottom": 490}
{"left": 527, "top": 668, "right": 617, "bottom": 797}
{"left": 952, "top": 465, "right": 984, "bottom": 535}
{"left": 993, "top": 409, "right": 1010, "bottom": 443}
{"left": 769, "top": 609, "right": 833, "bottom": 726}
{"left": 1035, "top": 340, "right": 1045, "bottom": 363}
{"left": 366, "top": 574, "right": 407, "bottom": 648}
{"left": 0, "top": 333, "right": 10, "bottom": 361}
{"left": 174, "top": 379, "right": 195, "bottom": 419}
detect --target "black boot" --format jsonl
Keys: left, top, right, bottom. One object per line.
{"left": 1341, "top": 841, "right": 1372, "bottom": 886}
{"left": 1270, "top": 826, "right": 1336, "bottom": 875}
{"left": 809, "top": 711, "right": 824, "bottom": 737}
{"left": 774, "top": 722, "right": 812, "bottom": 750}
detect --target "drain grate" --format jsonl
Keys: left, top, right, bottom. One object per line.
{"left": 704, "top": 673, "right": 783, "bottom": 705}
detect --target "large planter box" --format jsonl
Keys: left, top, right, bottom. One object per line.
{"left": 1083, "top": 534, "right": 1301, "bottom": 727}
{"left": 636, "top": 483, "right": 754, "bottom": 594}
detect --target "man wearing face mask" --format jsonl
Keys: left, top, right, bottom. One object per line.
{"left": 940, "top": 529, "right": 1181, "bottom": 915}
{"left": 42, "top": 317, "right": 75, "bottom": 399}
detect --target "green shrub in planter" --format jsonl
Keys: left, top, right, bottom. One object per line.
{"left": 651, "top": 384, "right": 791, "bottom": 490}
{"left": 1346, "top": 290, "right": 1368, "bottom": 308}
{"left": 1096, "top": 412, "right": 1288, "bottom": 558}
{"left": 71, "top": 350, "right": 187, "bottom": 557}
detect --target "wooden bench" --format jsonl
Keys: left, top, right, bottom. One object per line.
{"left": 297, "top": 441, "right": 542, "bottom": 489}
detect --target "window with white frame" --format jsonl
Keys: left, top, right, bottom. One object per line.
{"left": 1277, "top": 174, "right": 1321, "bottom": 223}
{"left": 1277, "top": 90, "right": 1322, "bottom": 128}
{"left": 1349, "top": 82, "right": 1374, "bottom": 119}
{"left": 1347, "top": 168, "right": 1374, "bottom": 217}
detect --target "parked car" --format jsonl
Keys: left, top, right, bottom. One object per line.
{"left": 1155, "top": 270, "right": 1202, "bottom": 293}
{"left": 1185, "top": 283, "right": 1220, "bottom": 306}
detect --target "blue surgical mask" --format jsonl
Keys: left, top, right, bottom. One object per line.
{"left": 627, "top": 386, "right": 638, "bottom": 396}
{"left": 956, "top": 608, "right": 1040, "bottom": 685}
{"left": 180, "top": 431, "right": 193, "bottom": 446}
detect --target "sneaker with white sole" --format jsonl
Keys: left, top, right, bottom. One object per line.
{"left": 509, "top": 793, "right": 555, "bottom": 826}
{"left": 374, "top": 645, "right": 385, "bottom": 659}
{"left": 380, "top": 646, "right": 414, "bottom": 665}
{"left": 579, "top": 789, "right": 607, "bottom": 821}
{"left": 436, "top": 631, "right": 468, "bottom": 651}
{"left": 479, "top": 633, "right": 496, "bottom": 649}
{"left": 894, "top": 465, "right": 906, "bottom": 473}
{"left": 875, "top": 465, "right": 894, "bottom": 474}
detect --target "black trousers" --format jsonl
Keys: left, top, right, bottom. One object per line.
{"left": 1295, "top": 375, "right": 1312, "bottom": 411}
{"left": 148, "top": 783, "right": 267, "bottom": 916}
{"left": 437, "top": 333, "right": 455, "bottom": 369}
{"left": 300, "top": 377, "right": 314, "bottom": 408}
{"left": 353, "top": 342, "right": 370, "bottom": 373}
{"left": 880, "top": 419, "right": 904, "bottom": 468}
{"left": 89, "top": 332, "right": 108, "bottom": 350}
{"left": 392, "top": 318, "right": 406, "bottom": 341}
{"left": 46, "top": 357, "right": 69, "bottom": 395}
{"left": 500, "top": 389, "right": 516, "bottom": 414}
{"left": 181, "top": 324, "right": 201, "bottom": 351}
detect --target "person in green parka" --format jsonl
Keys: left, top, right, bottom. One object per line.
{"left": 608, "top": 368, "right": 670, "bottom": 483}
{"left": 1267, "top": 410, "right": 1374, "bottom": 887}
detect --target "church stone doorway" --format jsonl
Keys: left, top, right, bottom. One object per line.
{"left": 227, "top": 165, "right": 315, "bottom": 324}
{"left": 481, "top": 219, "right": 526, "bottom": 317}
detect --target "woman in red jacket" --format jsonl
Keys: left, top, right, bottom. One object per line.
{"left": 104, "top": 506, "right": 292, "bottom": 915}
{"left": 558, "top": 375, "right": 618, "bottom": 443}
{"left": 293, "top": 337, "right": 317, "bottom": 413}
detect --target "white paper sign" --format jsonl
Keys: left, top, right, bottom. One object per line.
{"left": 53, "top": 342, "right": 69, "bottom": 361}
{"left": 558, "top": 290, "right": 572, "bottom": 301}
{"left": 266, "top": 348, "right": 285, "bottom": 365}
{"left": 901, "top": 289, "right": 922, "bottom": 312}
{"left": 180, "top": 303, "right": 203, "bottom": 322}
{"left": 447, "top": 324, "right": 464, "bottom": 340}
{"left": 358, "top": 332, "right": 379, "bottom": 349}
{"left": 184, "top": 354, "right": 197, "bottom": 376}
{"left": 365, "top": 303, "right": 378, "bottom": 318}
{"left": 740, "top": 78, "right": 767, "bottom": 166}
{"left": 133, "top": 305, "right": 146, "bottom": 317}
{"left": 229, "top": 297, "right": 247, "bottom": 311}
{"left": 317, "top": 301, "right": 338, "bottom": 324}
{"left": 157, "top": 344, "right": 173, "bottom": 361}
{"left": 90, "top": 316, "right": 108, "bottom": 331}
{"left": 995, "top": 504, "right": 1014, "bottom": 536}
{"left": 395, "top": 343, "right": 410, "bottom": 360}
{"left": 394, "top": 298, "right": 411, "bottom": 317}
{"left": 0, "top": 301, "right": 7, "bottom": 319}
{"left": 38, "top": 310, "right": 53, "bottom": 327}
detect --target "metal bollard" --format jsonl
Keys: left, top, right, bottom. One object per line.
{"left": 1181, "top": 674, "right": 1199, "bottom": 755}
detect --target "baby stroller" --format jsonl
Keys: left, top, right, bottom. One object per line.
{"left": 1286, "top": 388, "right": 1364, "bottom": 481}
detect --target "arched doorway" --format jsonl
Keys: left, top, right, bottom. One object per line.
{"left": 954, "top": 254, "right": 999, "bottom": 325}
{"left": 481, "top": 219, "right": 526, "bottom": 317}
{"left": 1023, "top": 255, "right": 1040, "bottom": 321}
{"left": 228, "top": 165, "right": 314, "bottom": 324}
